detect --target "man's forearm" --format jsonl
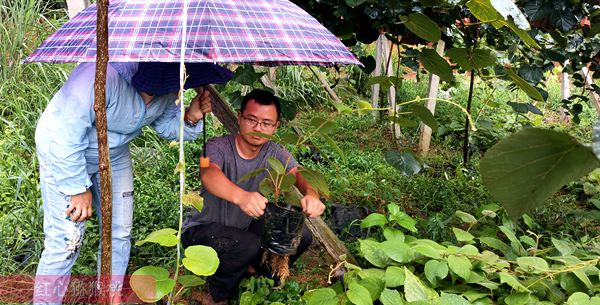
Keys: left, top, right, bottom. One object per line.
{"left": 200, "top": 165, "right": 246, "bottom": 205}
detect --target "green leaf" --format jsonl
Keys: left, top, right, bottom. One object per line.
{"left": 386, "top": 115, "right": 420, "bottom": 127}
{"left": 233, "top": 65, "right": 266, "bottom": 86}
{"left": 130, "top": 266, "right": 176, "bottom": 303}
{"left": 516, "top": 257, "right": 549, "bottom": 274}
{"left": 419, "top": 48, "right": 453, "bottom": 83}
{"left": 267, "top": 156, "right": 285, "bottom": 175}
{"left": 380, "top": 240, "right": 415, "bottom": 263}
{"left": 552, "top": 238, "right": 575, "bottom": 256}
{"left": 384, "top": 266, "right": 405, "bottom": 288}
{"left": 466, "top": 0, "right": 506, "bottom": 29}
{"left": 356, "top": 100, "right": 374, "bottom": 114}
{"left": 303, "top": 288, "right": 338, "bottom": 305}
{"left": 499, "top": 272, "right": 529, "bottom": 292}
{"left": 572, "top": 269, "right": 594, "bottom": 291}
{"left": 279, "top": 130, "right": 300, "bottom": 145}
{"left": 298, "top": 167, "right": 330, "bottom": 198}
{"left": 455, "top": 210, "right": 478, "bottom": 225}
{"left": 380, "top": 288, "right": 404, "bottom": 305}
{"left": 505, "top": 20, "right": 540, "bottom": 48}
{"left": 238, "top": 167, "right": 267, "bottom": 183}
{"left": 359, "top": 239, "right": 390, "bottom": 268}
{"left": 135, "top": 228, "right": 178, "bottom": 247}
{"left": 280, "top": 173, "right": 296, "bottom": 190}
{"left": 182, "top": 192, "right": 204, "bottom": 213}
{"left": 410, "top": 105, "right": 438, "bottom": 131}
{"left": 309, "top": 117, "right": 336, "bottom": 134}
{"left": 479, "top": 237, "right": 511, "bottom": 255}
{"left": 385, "top": 150, "right": 421, "bottom": 176}
{"left": 259, "top": 179, "right": 274, "bottom": 198}
{"left": 361, "top": 213, "right": 388, "bottom": 228}
{"left": 447, "top": 255, "right": 472, "bottom": 281}
{"left": 365, "top": 76, "right": 402, "bottom": 92}
{"left": 333, "top": 102, "right": 353, "bottom": 114}
{"left": 358, "top": 277, "right": 385, "bottom": 301}
{"left": 566, "top": 292, "right": 600, "bottom": 305}
{"left": 383, "top": 228, "right": 405, "bottom": 242}
{"left": 358, "top": 268, "right": 386, "bottom": 280}
{"left": 480, "top": 128, "right": 600, "bottom": 219}
{"left": 504, "top": 69, "right": 544, "bottom": 101}
{"left": 182, "top": 245, "right": 219, "bottom": 276}
{"left": 453, "top": 228, "right": 475, "bottom": 242}
{"left": 424, "top": 260, "right": 449, "bottom": 284}
{"left": 504, "top": 293, "right": 530, "bottom": 305}
{"left": 347, "top": 282, "right": 373, "bottom": 305}
{"left": 411, "top": 239, "right": 445, "bottom": 259}
{"left": 404, "top": 267, "right": 438, "bottom": 302}
{"left": 403, "top": 13, "right": 441, "bottom": 42}
{"left": 446, "top": 48, "right": 497, "bottom": 71}
{"left": 283, "top": 190, "right": 301, "bottom": 207}
{"left": 440, "top": 292, "right": 473, "bottom": 305}
{"left": 177, "top": 275, "right": 205, "bottom": 288}
{"left": 388, "top": 210, "right": 418, "bottom": 233}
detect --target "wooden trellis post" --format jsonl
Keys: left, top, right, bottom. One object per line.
{"left": 66, "top": 0, "right": 90, "bottom": 18}
{"left": 417, "top": 40, "right": 445, "bottom": 157}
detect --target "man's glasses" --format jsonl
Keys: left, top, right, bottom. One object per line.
{"left": 241, "top": 115, "right": 278, "bottom": 129}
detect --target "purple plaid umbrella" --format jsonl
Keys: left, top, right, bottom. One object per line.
{"left": 24, "top": 0, "right": 359, "bottom": 66}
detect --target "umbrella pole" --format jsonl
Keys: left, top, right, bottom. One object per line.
{"left": 94, "top": 0, "right": 112, "bottom": 303}
{"left": 200, "top": 107, "right": 210, "bottom": 168}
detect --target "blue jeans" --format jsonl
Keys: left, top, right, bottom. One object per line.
{"left": 34, "top": 150, "right": 134, "bottom": 304}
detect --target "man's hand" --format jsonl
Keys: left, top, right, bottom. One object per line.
{"left": 235, "top": 191, "right": 267, "bottom": 218}
{"left": 187, "top": 87, "right": 212, "bottom": 122}
{"left": 300, "top": 194, "right": 325, "bottom": 218}
{"left": 66, "top": 189, "right": 93, "bottom": 222}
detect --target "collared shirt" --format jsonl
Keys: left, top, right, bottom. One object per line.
{"left": 36, "top": 62, "right": 204, "bottom": 196}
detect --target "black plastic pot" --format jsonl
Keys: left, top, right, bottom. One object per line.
{"left": 260, "top": 203, "right": 305, "bottom": 256}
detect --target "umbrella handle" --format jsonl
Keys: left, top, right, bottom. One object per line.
{"left": 200, "top": 110, "right": 210, "bottom": 168}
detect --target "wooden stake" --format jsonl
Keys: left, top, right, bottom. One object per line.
{"left": 94, "top": 0, "right": 112, "bottom": 303}
{"left": 417, "top": 40, "right": 445, "bottom": 157}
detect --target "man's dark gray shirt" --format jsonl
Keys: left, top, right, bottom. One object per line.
{"left": 183, "top": 134, "right": 298, "bottom": 231}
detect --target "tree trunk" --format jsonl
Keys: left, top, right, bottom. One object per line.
{"left": 417, "top": 40, "right": 445, "bottom": 157}
{"left": 309, "top": 67, "right": 342, "bottom": 104}
{"left": 66, "top": 0, "right": 90, "bottom": 18}
{"left": 94, "top": 0, "right": 111, "bottom": 303}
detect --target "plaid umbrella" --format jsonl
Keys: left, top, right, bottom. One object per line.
{"left": 24, "top": 0, "right": 359, "bottom": 66}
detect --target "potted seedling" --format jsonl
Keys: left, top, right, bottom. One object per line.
{"left": 239, "top": 120, "right": 332, "bottom": 284}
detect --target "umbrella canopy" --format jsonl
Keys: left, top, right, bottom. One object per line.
{"left": 24, "top": 0, "right": 360, "bottom": 66}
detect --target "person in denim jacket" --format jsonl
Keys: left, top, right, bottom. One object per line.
{"left": 33, "top": 62, "right": 231, "bottom": 304}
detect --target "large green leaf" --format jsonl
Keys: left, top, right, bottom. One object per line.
{"left": 232, "top": 65, "right": 266, "bottom": 86}
{"left": 130, "top": 266, "right": 176, "bottom": 303}
{"left": 182, "top": 245, "right": 219, "bottom": 276}
{"left": 504, "top": 69, "right": 544, "bottom": 101}
{"left": 361, "top": 213, "right": 388, "bottom": 229}
{"left": 135, "top": 228, "right": 178, "bottom": 247}
{"left": 505, "top": 20, "right": 540, "bottom": 49}
{"left": 303, "top": 288, "right": 338, "bottom": 305}
{"left": 359, "top": 239, "right": 390, "bottom": 268}
{"left": 298, "top": 167, "right": 330, "bottom": 198}
{"left": 267, "top": 156, "right": 285, "bottom": 175}
{"left": 404, "top": 267, "right": 438, "bottom": 302}
{"left": 446, "top": 48, "right": 497, "bottom": 71}
{"left": 566, "top": 292, "right": 600, "bottom": 305}
{"left": 452, "top": 228, "right": 475, "bottom": 242}
{"left": 385, "top": 150, "right": 421, "bottom": 176}
{"left": 424, "top": 260, "right": 449, "bottom": 284}
{"left": 347, "top": 282, "right": 373, "bottom": 305}
{"left": 499, "top": 272, "right": 529, "bottom": 292}
{"left": 177, "top": 275, "right": 205, "bottom": 288}
{"left": 466, "top": 0, "right": 506, "bottom": 29}
{"left": 516, "top": 256, "right": 549, "bottom": 274}
{"left": 380, "top": 288, "right": 404, "bottom": 305}
{"left": 345, "top": 0, "right": 366, "bottom": 8}
{"left": 440, "top": 293, "right": 473, "bottom": 305}
{"left": 380, "top": 240, "right": 415, "bottom": 263}
{"left": 403, "top": 13, "right": 441, "bottom": 42}
{"left": 447, "top": 255, "right": 472, "bottom": 281}
{"left": 358, "top": 277, "right": 385, "bottom": 301}
{"left": 480, "top": 128, "right": 600, "bottom": 219}
{"left": 419, "top": 49, "right": 453, "bottom": 83}
{"left": 488, "top": 0, "right": 530, "bottom": 30}
{"left": 410, "top": 105, "right": 438, "bottom": 131}
{"left": 385, "top": 266, "right": 405, "bottom": 288}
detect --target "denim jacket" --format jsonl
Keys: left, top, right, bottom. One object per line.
{"left": 35, "top": 62, "right": 203, "bottom": 196}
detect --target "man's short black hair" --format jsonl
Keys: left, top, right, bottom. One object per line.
{"left": 240, "top": 89, "right": 281, "bottom": 120}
